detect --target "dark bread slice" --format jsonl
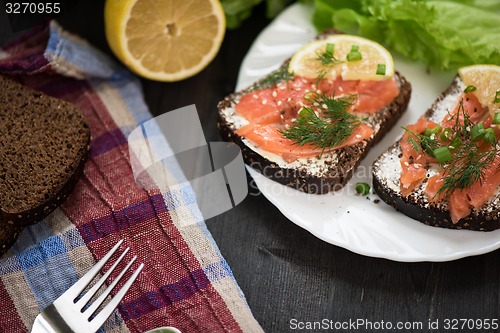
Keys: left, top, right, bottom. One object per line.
{"left": 372, "top": 76, "right": 500, "bottom": 231}
{"left": 0, "top": 75, "right": 91, "bottom": 255}
{"left": 217, "top": 34, "right": 411, "bottom": 194}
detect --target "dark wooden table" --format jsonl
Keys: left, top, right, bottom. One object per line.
{"left": 2, "top": 1, "right": 499, "bottom": 332}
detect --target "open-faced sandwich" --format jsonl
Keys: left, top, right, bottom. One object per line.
{"left": 218, "top": 31, "right": 411, "bottom": 194}
{"left": 373, "top": 65, "right": 500, "bottom": 231}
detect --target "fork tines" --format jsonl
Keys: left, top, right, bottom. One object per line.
{"left": 57, "top": 239, "right": 143, "bottom": 321}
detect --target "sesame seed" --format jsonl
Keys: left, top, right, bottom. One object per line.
{"left": 355, "top": 134, "right": 362, "bottom": 139}
{"left": 277, "top": 100, "right": 282, "bottom": 106}
{"left": 272, "top": 91, "right": 277, "bottom": 97}
{"left": 404, "top": 161, "right": 409, "bottom": 166}
{"left": 253, "top": 94, "right": 258, "bottom": 99}
{"left": 262, "top": 99, "right": 267, "bottom": 105}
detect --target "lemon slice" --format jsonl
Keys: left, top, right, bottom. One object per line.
{"left": 104, "top": 0, "right": 226, "bottom": 82}
{"left": 458, "top": 64, "right": 500, "bottom": 117}
{"left": 289, "top": 35, "right": 394, "bottom": 81}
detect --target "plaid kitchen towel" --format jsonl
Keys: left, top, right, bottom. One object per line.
{"left": 0, "top": 21, "right": 263, "bottom": 333}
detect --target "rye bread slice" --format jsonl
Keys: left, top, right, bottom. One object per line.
{"left": 0, "top": 75, "right": 91, "bottom": 255}
{"left": 372, "top": 76, "right": 500, "bottom": 231}
{"left": 217, "top": 35, "right": 411, "bottom": 194}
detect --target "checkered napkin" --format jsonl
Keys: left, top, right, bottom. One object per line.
{"left": 0, "top": 21, "right": 263, "bottom": 333}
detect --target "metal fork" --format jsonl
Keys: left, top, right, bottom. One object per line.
{"left": 31, "top": 239, "right": 144, "bottom": 333}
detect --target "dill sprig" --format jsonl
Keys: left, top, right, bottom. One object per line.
{"left": 280, "top": 93, "right": 361, "bottom": 155}
{"left": 439, "top": 147, "right": 497, "bottom": 197}
{"left": 404, "top": 100, "right": 500, "bottom": 198}
{"left": 403, "top": 128, "right": 440, "bottom": 157}
{"left": 252, "top": 66, "right": 294, "bottom": 91}
{"left": 314, "top": 43, "right": 343, "bottom": 82}
{"left": 436, "top": 101, "right": 500, "bottom": 197}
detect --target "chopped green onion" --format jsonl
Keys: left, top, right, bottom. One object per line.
{"left": 424, "top": 125, "right": 442, "bottom": 137}
{"left": 495, "top": 90, "right": 500, "bottom": 104}
{"left": 483, "top": 128, "right": 497, "bottom": 146}
{"left": 471, "top": 123, "right": 485, "bottom": 141}
{"left": 376, "top": 64, "right": 386, "bottom": 75}
{"left": 326, "top": 43, "right": 334, "bottom": 55}
{"left": 440, "top": 128, "right": 452, "bottom": 141}
{"left": 493, "top": 112, "right": 500, "bottom": 125}
{"left": 434, "top": 146, "right": 454, "bottom": 164}
{"left": 449, "top": 136, "right": 462, "bottom": 149}
{"left": 464, "top": 85, "right": 477, "bottom": 93}
{"left": 347, "top": 53, "right": 362, "bottom": 61}
{"left": 303, "top": 91, "right": 318, "bottom": 102}
{"left": 346, "top": 45, "right": 362, "bottom": 62}
{"left": 355, "top": 182, "right": 370, "bottom": 195}
{"left": 298, "top": 108, "right": 312, "bottom": 119}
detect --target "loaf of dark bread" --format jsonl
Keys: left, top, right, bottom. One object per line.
{"left": 372, "top": 76, "right": 500, "bottom": 231}
{"left": 217, "top": 34, "right": 411, "bottom": 194}
{"left": 0, "top": 75, "right": 91, "bottom": 255}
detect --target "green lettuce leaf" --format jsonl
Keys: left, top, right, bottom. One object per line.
{"left": 312, "top": 0, "right": 500, "bottom": 69}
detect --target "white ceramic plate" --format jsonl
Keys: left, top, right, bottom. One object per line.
{"left": 236, "top": 3, "right": 500, "bottom": 262}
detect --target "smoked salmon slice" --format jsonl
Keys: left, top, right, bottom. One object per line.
{"left": 235, "top": 76, "right": 400, "bottom": 125}
{"left": 400, "top": 117, "right": 438, "bottom": 196}
{"left": 234, "top": 75, "right": 399, "bottom": 163}
{"left": 424, "top": 155, "right": 500, "bottom": 223}
{"left": 236, "top": 123, "right": 374, "bottom": 163}
{"left": 441, "top": 92, "right": 485, "bottom": 128}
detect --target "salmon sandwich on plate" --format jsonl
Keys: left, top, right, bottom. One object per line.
{"left": 218, "top": 31, "right": 411, "bottom": 194}
{"left": 373, "top": 64, "right": 500, "bottom": 231}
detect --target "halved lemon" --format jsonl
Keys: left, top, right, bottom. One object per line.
{"left": 104, "top": 0, "right": 226, "bottom": 82}
{"left": 288, "top": 35, "right": 394, "bottom": 81}
{"left": 458, "top": 64, "right": 500, "bottom": 116}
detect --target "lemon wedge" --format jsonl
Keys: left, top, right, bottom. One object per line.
{"left": 104, "top": 0, "right": 226, "bottom": 82}
{"left": 289, "top": 35, "right": 394, "bottom": 81}
{"left": 458, "top": 64, "right": 500, "bottom": 117}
